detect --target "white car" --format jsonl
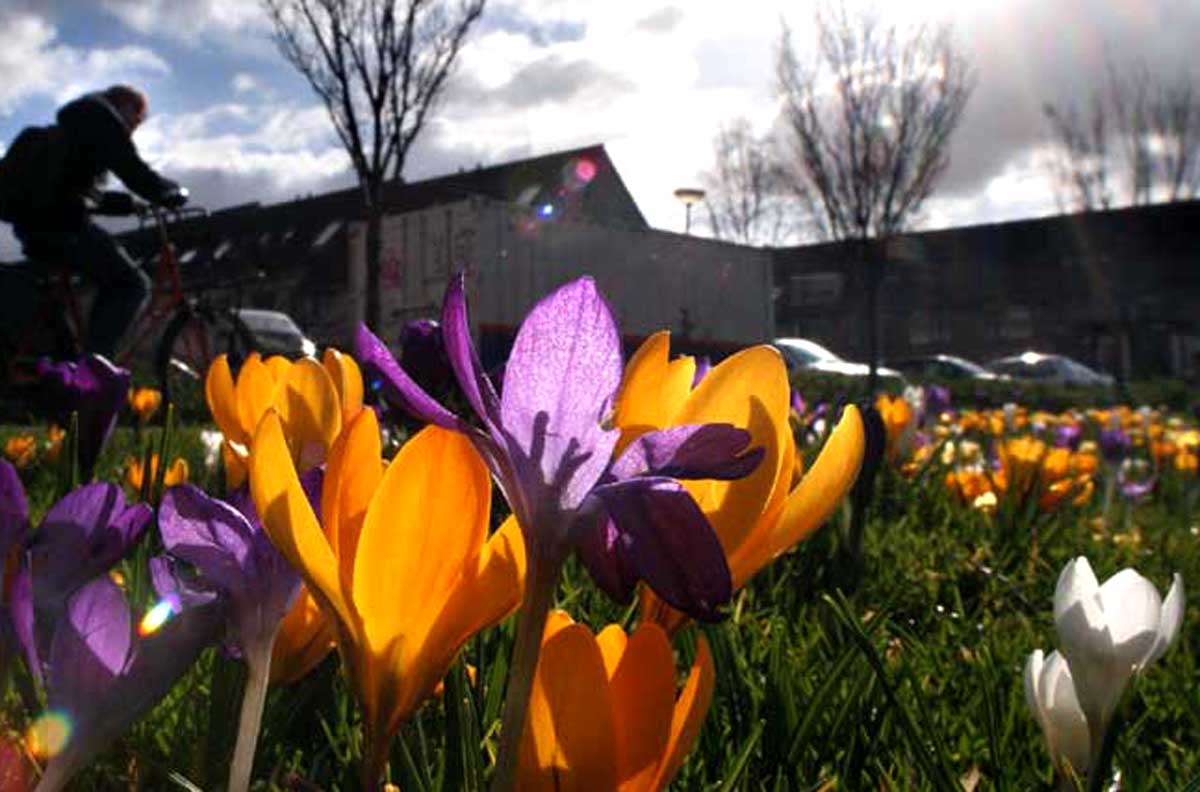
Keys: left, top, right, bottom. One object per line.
{"left": 773, "top": 337, "right": 904, "bottom": 380}
{"left": 986, "top": 351, "right": 1114, "bottom": 387}
{"left": 236, "top": 308, "right": 318, "bottom": 358}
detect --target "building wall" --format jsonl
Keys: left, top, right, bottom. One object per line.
{"left": 344, "top": 198, "right": 774, "bottom": 361}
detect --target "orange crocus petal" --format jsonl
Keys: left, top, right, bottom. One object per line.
{"left": 613, "top": 332, "right": 695, "bottom": 450}
{"left": 646, "top": 636, "right": 715, "bottom": 791}
{"left": 205, "top": 355, "right": 247, "bottom": 447}
{"left": 441, "top": 514, "right": 526, "bottom": 637}
{"left": 249, "top": 410, "right": 352, "bottom": 631}
{"left": 323, "top": 348, "right": 365, "bottom": 424}
{"left": 672, "top": 346, "right": 792, "bottom": 557}
{"left": 277, "top": 358, "right": 342, "bottom": 471}
{"left": 222, "top": 440, "right": 248, "bottom": 490}
{"left": 236, "top": 354, "right": 279, "bottom": 442}
{"left": 164, "top": 457, "right": 189, "bottom": 486}
{"left": 270, "top": 587, "right": 335, "bottom": 685}
{"left": 518, "top": 616, "right": 618, "bottom": 792}
{"left": 321, "top": 409, "right": 382, "bottom": 590}
{"left": 265, "top": 355, "right": 293, "bottom": 384}
{"left": 605, "top": 624, "right": 675, "bottom": 791}
{"left": 730, "top": 405, "right": 865, "bottom": 588}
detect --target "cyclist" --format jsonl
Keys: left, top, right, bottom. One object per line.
{"left": 0, "top": 85, "right": 188, "bottom": 357}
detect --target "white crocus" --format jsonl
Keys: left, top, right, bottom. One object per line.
{"left": 1025, "top": 649, "right": 1090, "bottom": 783}
{"left": 1053, "top": 557, "right": 1184, "bottom": 758}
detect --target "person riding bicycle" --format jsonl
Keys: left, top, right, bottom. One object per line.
{"left": 0, "top": 85, "right": 188, "bottom": 357}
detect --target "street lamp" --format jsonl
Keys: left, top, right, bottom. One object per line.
{"left": 673, "top": 187, "right": 705, "bottom": 235}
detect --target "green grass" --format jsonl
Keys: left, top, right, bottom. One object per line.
{"left": 2, "top": 417, "right": 1198, "bottom": 791}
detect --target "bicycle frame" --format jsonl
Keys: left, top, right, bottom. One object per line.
{"left": 112, "top": 204, "right": 207, "bottom": 365}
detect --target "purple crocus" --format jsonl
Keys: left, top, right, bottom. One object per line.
{"left": 37, "top": 355, "right": 130, "bottom": 479}
{"left": 1116, "top": 466, "right": 1156, "bottom": 503}
{"left": 10, "top": 483, "right": 151, "bottom": 683}
{"left": 356, "top": 274, "right": 759, "bottom": 620}
{"left": 1055, "top": 423, "right": 1083, "bottom": 450}
{"left": 158, "top": 484, "right": 302, "bottom": 658}
{"left": 790, "top": 388, "right": 806, "bottom": 417}
{"left": 357, "top": 274, "right": 762, "bottom": 790}
{"left": 0, "top": 460, "right": 27, "bottom": 572}
{"left": 1099, "top": 428, "right": 1132, "bottom": 464}
{"left": 397, "top": 318, "right": 452, "bottom": 396}
{"left": 693, "top": 356, "right": 712, "bottom": 388}
{"left": 924, "top": 384, "right": 951, "bottom": 419}
{"left": 34, "top": 576, "right": 222, "bottom": 792}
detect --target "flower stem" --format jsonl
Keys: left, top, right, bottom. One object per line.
{"left": 490, "top": 547, "right": 564, "bottom": 792}
{"left": 228, "top": 643, "right": 273, "bottom": 792}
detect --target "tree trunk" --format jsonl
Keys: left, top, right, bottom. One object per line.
{"left": 364, "top": 182, "right": 384, "bottom": 332}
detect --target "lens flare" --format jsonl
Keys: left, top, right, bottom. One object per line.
{"left": 138, "top": 596, "right": 179, "bottom": 637}
{"left": 25, "top": 711, "right": 72, "bottom": 759}
{"left": 574, "top": 158, "right": 596, "bottom": 183}
{"left": 538, "top": 203, "right": 555, "bottom": 218}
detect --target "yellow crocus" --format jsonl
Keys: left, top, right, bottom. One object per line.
{"left": 517, "top": 610, "right": 713, "bottom": 792}
{"left": 128, "top": 386, "right": 162, "bottom": 424}
{"left": 250, "top": 407, "right": 525, "bottom": 786}
{"left": 616, "top": 332, "right": 864, "bottom": 631}
{"left": 4, "top": 436, "right": 37, "bottom": 469}
{"left": 206, "top": 351, "right": 357, "bottom": 487}
{"left": 996, "top": 436, "right": 1047, "bottom": 501}
{"left": 124, "top": 454, "right": 189, "bottom": 493}
{"left": 875, "top": 393, "right": 914, "bottom": 462}
{"left": 270, "top": 588, "right": 336, "bottom": 685}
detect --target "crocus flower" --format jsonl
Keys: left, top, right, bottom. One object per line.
{"left": 875, "top": 393, "right": 915, "bottom": 462}
{"left": 127, "top": 387, "right": 162, "bottom": 424}
{"left": 396, "top": 318, "right": 452, "bottom": 396}
{"left": 517, "top": 610, "right": 713, "bottom": 792}
{"left": 3, "top": 436, "right": 37, "bottom": 469}
{"left": 612, "top": 331, "right": 864, "bottom": 632}
{"left": 1116, "top": 462, "right": 1156, "bottom": 504}
{"left": 1025, "top": 649, "right": 1090, "bottom": 783}
{"left": 251, "top": 407, "right": 524, "bottom": 788}
{"left": 33, "top": 576, "right": 223, "bottom": 792}
{"left": 0, "top": 461, "right": 28, "bottom": 593}
{"left": 357, "top": 279, "right": 758, "bottom": 619}
{"left": 1098, "top": 428, "right": 1131, "bottom": 465}
{"left": 37, "top": 355, "right": 130, "bottom": 480}
{"left": 924, "top": 384, "right": 951, "bottom": 419}
{"left": 158, "top": 482, "right": 311, "bottom": 792}
{"left": 43, "top": 425, "right": 65, "bottom": 464}
{"left": 123, "top": 454, "right": 189, "bottom": 494}
{"left": 1055, "top": 422, "right": 1083, "bottom": 450}
{"left": 1053, "top": 557, "right": 1184, "bottom": 763}
{"left": 205, "top": 352, "right": 356, "bottom": 488}
{"left": 10, "top": 483, "right": 151, "bottom": 683}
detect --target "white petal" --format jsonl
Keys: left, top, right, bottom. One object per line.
{"left": 1055, "top": 557, "right": 1099, "bottom": 624}
{"left": 1041, "top": 652, "right": 1091, "bottom": 775}
{"left": 1024, "top": 649, "right": 1046, "bottom": 716}
{"left": 1143, "top": 573, "right": 1185, "bottom": 668}
{"left": 1097, "top": 568, "right": 1162, "bottom": 663}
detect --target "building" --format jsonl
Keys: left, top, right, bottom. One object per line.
{"left": 117, "top": 144, "right": 775, "bottom": 364}
{"left": 773, "top": 201, "right": 1200, "bottom": 380}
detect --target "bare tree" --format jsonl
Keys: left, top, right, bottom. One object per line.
{"left": 261, "top": 0, "right": 486, "bottom": 331}
{"left": 1042, "top": 95, "right": 1114, "bottom": 211}
{"left": 776, "top": 1, "right": 973, "bottom": 387}
{"left": 699, "top": 119, "right": 798, "bottom": 246}
{"left": 1044, "top": 55, "right": 1200, "bottom": 209}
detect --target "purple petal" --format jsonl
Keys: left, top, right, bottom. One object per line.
{"left": 42, "top": 587, "right": 222, "bottom": 789}
{"left": 48, "top": 578, "right": 131, "bottom": 713}
{"left": 441, "top": 273, "right": 503, "bottom": 429}
{"left": 38, "top": 355, "right": 130, "bottom": 479}
{"left": 354, "top": 323, "right": 460, "bottom": 430}
{"left": 9, "top": 565, "right": 40, "bottom": 683}
{"left": 0, "top": 460, "right": 28, "bottom": 552}
{"left": 693, "top": 357, "right": 712, "bottom": 388}
{"left": 32, "top": 484, "right": 150, "bottom": 599}
{"left": 574, "top": 509, "right": 638, "bottom": 603}
{"left": 149, "top": 556, "right": 220, "bottom": 610}
{"left": 591, "top": 477, "right": 732, "bottom": 621}
{"left": 499, "top": 277, "right": 623, "bottom": 511}
{"left": 609, "top": 424, "right": 763, "bottom": 482}
{"left": 159, "top": 485, "right": 255, "bottom": 591}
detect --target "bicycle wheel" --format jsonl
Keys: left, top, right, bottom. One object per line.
{"left": 157, "top": 306, "right": 254, "bottom": 419}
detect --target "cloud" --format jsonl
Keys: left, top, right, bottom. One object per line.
{"left": 454, "top": 53, "right": 635, "bottom": 110}
{"left": 0, "top": 10, "right": 169, "bottom": 115}
{"left": 97, "top": 0, "right": 274, "bottom": 53}
{"left": 481, "top": 2, "right": 588, "bottom": 46}
{"left": 635, "top": 7, "right": 683, "bottom": 35}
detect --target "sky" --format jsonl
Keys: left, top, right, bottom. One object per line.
{"left": 2, "top": 0, "right": 1200, "bottom": 259}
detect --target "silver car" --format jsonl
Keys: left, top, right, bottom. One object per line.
{"left": 773, "top": 337, "right": 904, "bottom": 380}
{"left": 986, "top": 352, "right": 1114, "bottom": 387}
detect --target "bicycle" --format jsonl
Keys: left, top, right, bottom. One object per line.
{"left": 0, "top": 198, "right": 257, "bottom": 416}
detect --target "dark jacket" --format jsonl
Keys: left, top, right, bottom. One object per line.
{"left": 6, "top": 93, "right": 178, "bottom": 230}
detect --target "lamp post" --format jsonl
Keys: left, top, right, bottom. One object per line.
{"left": 673, "top": 187, "right": 705, "bottom": 235}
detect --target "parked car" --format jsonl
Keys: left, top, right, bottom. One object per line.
{"left": 773, "top": 337, "right": 904, "bottom": 380}
{"left": 888, "top": 354, "right": 1004, "bottom": 381}
{"left": 236, "top": 308, "right": 318, "bottom": 358}
{"left": 986, "top": 351, "right": 1114, "bottom": 387}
